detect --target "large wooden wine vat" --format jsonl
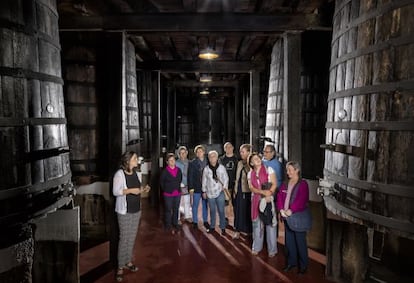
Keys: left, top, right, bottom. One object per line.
{"left": 265, "top": 32, "right": 331, "bottom": 252}
{"left": 265, "top": 39, "right": 284, "bottom": 156}
{"left": 125, "top": 39, "right": 141, "bottom": 153}
{"left": 62, "top": 35, "right": 100, "bottom": 179}
{"left": 320, "top": 0, "right": 414, "bottom": 281}
{"left": 0, "top": 0, "right": 74, "bottom": 282}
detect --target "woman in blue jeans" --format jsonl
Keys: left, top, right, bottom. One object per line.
{"left": 202, "top": 150, "right": 229, "bottom": 235}
{"left": 188, "top": 145, "right": 209, "bottom": 229}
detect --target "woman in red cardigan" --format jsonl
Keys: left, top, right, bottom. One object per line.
{"left": 277, "top": 161, "right": 310, "bottom": 274}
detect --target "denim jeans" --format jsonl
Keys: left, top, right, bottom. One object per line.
{"left": 192, "top": 192, "right": 208, "bottom": 224}
{"left": 252, "top": 218, "right": 277, "bottom": 255}
{"left": 207, "top": 191, "right": 226, "bottom": 229}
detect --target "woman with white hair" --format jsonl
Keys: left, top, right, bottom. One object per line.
{"left": 202, "top": 150, "right": 229, "bottom": 235}
{"left": 176, "top": 145, "right": 192, "bottom": 223}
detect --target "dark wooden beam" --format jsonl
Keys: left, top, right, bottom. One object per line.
{"left": 182, "top": 0, "right": 196, "bottom": 12}
{"left": 136, "top": 60, "right": 261, "bottom": 73}
{"left": 108, "top": 0, "right": 134, "bottom": 13}
{"left": 160, "top": 36, "right": 181, "bottom": 60}
{"left": 129, "top": 35, "right": 158, "bottom": 61}
{"left": 123, "top": 0, "right": 159, "bottom": 12}
{"left": 129, "top": 31, "right": 283, "bottom": 36}
{"left": 222, "top": 0, "right": 236, "bottom": 12}
{"left": 171, "top": 80, "right": 238, "bottom": 87}
{"left": 59, "top": 13, "right": 326, "bottom": 31}
{"left": 236, "top": 35, "right": 256, "bottom": 60}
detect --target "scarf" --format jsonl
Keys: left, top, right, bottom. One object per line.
{"left": 251, "top": 165, "right": 269, "bottom": 220}
{"left": 208, "top": 162, "right": 220, "bottom": 181}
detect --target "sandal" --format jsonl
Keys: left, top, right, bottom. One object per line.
{"left": 125, "top": 262, "right": 138, "bottom": 272}
{"left": 116, "top": 268, "right": 123, "bottom": 282}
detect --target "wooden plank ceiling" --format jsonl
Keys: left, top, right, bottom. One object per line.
{"left": 58, "top": 0, "right": 333, "bottom": 96}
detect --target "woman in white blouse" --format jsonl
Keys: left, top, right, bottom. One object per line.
{"left": 202, "top": 150, "right": 229, "bottom": 235}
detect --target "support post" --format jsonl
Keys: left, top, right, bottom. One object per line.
{"left": 250, "top": 70, "right": 260, "bottom": 150}
{"left": 283, "top": 32, "right": 302, "bottom": 163}
{"left": 150, "top": 71, "right": 161, "bottom": 207}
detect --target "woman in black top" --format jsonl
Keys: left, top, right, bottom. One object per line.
{"left": 113, "top": 151, "right": 150, "bottom": 282}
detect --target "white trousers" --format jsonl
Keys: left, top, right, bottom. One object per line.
{"left": 179, "top": 194, "right": 192, "bottom": 219}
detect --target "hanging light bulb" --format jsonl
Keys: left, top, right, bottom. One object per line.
{"left": 200, "top": 88, "right": 209, "bottom": 95}
{"left": 198, "top": 47, "right": 219, "bottom": 60}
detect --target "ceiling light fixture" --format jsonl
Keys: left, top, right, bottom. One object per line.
{"left": 200, "top": 89, "right": 210, "bottom": 95}
{"left": 198, "top": 47, "right": 219, "bottom": 60}
{"left": 200, "top": 74, "right": 212, "bottom": 82}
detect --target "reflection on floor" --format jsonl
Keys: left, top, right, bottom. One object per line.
{"left": 80, "top": 199, "right": 334, "bottom": 283}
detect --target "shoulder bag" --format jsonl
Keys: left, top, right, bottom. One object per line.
{"left": 285, "top": 180, "right": 312, "bottom": 232}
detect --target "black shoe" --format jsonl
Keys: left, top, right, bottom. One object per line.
{"left": 205, "top": 224, "right": 212, "bottom": 233}
{"left": 283, "top": 265, "right": 296, "bottom": 272}
{"left": 192, "top": 223, "right": 198, "bottom": 229}
{"left": 298, "top": 268, "right": 307, "bottom": 274}
{"left": 221, "top": 229, "right": 226, "bottom": 235}
{"left": 203, "top": 222, "right": 210, "bottom": 229}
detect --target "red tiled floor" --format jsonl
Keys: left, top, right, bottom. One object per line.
{"left": 81, "top": 199, "right": 334, "bottom": 283}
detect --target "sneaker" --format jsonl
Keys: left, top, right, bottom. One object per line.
{"left": 125, "top": 263, "right": 138, "bottom": 272}
{"left": 221, "top": 229, "right": 226, "bottom": 235}
{"left": 203, "top": 222, "right": 210, "bottom": 230}
{"left": 232, "top": 231, "right": 240, "bottom": 239}
{"left": 192, "top": 223, "right": 198, "bottom": 229}
{"left": 115, "top": 268, "right": 123, "bottom": 282}
{"left": 252, "top": 250, "right": 259, "bottom": 256}
{"left": 205, "top": 224, "right": 211, "bottom": 233}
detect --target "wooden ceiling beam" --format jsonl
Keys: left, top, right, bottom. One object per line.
{"left": 160, "top": 36, "right": 181, "bottom": 60}
{"left": 128, "top": 35, "right": 158, "bottom": 60}
{"left": 236, "top": 35, "right": 256, "bottom": 60}
{"left": 171, "top": 80, "right": 238, "bottom": 87}
{"left": 129, "top": 31, "right": 282, "bottom": 36}
{"left": 59, "top": 13, "right": 327, "bottom": 31}
{"left": 136, "top": 60, "right": 261, "bottom": 73}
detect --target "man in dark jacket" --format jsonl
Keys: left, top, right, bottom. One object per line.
{"left": 188, "top": 144, "right": 208, "bottom": 229}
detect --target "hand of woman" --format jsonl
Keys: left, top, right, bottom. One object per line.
{"left": 280, "top": 209, "right": 288, "bottom": 218}
{"left": 285, "top": 209, "right": 292, "bottom": 216}
{"left": 143, "top": 184, "right": 151, "bottom": 193}
{"left": 129, "top": 188, "right": 141, "bottom": 195}
{"left": 262, "top": 190, "right": 272, "bottom": 197}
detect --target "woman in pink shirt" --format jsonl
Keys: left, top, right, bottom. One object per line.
{"left": 277, "top": 161, "right": 310, "bottom": 274}
{"left": 160, "top": 153, "right": 183, "bottom": 234}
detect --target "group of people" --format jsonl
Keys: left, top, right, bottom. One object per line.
{"left": 112, "top": 142, "right": 311, "bottom": 281}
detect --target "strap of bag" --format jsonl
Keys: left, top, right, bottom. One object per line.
{"left": 288, "top": 179, "right": 302, "bottom": 206}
